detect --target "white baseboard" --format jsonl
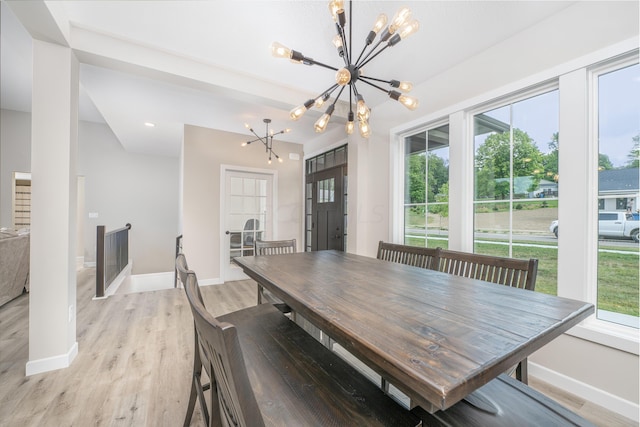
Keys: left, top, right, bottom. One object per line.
{"left": 84, "top": 261, "right": 96, "bottom": 268}
{"left": 92, "top": 261, "right": 132, "bottom": 299}
{"left": 529, "top": 362, "right": 639, "bottom": 422}
{"left": 197, "top": 277, "right": 224, "bottom": 287}
{"left": 26, "top": 341, "right": 78, "bottom": 376}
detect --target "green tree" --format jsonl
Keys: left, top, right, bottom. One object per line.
{"left": 542, "top": 132, "right": 559, "bottom": 181}
{"left": 474, "top": 129, "right": 544, "bottom": 199}
{"left": 426, "top": 153, "right": 448, "bottom": 203}
{"left": 406, "top": 153, "right": 426, "bottom": 205}
{"left": 626, "top": 134, "right": 639, "bottom": 168}
{"left": 598, "top": 154, "right": 614, "bottom": 170}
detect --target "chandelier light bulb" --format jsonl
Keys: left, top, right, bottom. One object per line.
{"left": 398, "top": 94, "right": 419, "bottom": 110}
{"left": 332, "top": 35, "right": 343, "bottom": 49}
{"left": 389, "top": 7, "right": 412, "bottom": 33}
{"left": 399, "top": 81, "right": 413, "bottom": 92}
{"left": 356, "top": 96, "right": 370, "bottom": 121}
{"left": 290, "top": 99, "right": 314, "bottom": 120}
{"left": 315, "top": 114, "right": 331, "bottom": 133}
{"left": 398, "top": 19, "right": 420, "bottom": 40}
{"left": 358, "top": 119, "right": 371, "bottom": 138}
{"left": 270, "top": 41, "right": 292, "bottom": 59}
{"left": 346, "top": 112, "right": 355, "bottom": 135}
{"left": 328, "top": 0, "right": 345, "bottom": 22}
{"left": 371, "top": 13, "right": 388, "bottom": 34}
{"left": 314, "top": 104, "right": 335, "bottom": 133}
{"left": 241, "top": 142, "right": 247, "bottom": 147}
{"left": 335, "top": 68, "right": 351, "bottom": 86}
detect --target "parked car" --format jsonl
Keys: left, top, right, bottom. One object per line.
{"left": 550, "top": 212, "right": 640, "bottom": 242}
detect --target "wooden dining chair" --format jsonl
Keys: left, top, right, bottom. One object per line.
{"left": 182, "top": 270, "right": 420, "bottom": 427}
{"left": 175, "top": 253, "right": 211, "bottom": 427}
{"left": 377, "top": 241, "right": 441, "bottom": 270}
{"left": 254, "top": 239, "right": 296, "bottom": 313}
{"left": 435, "top": 249, "right": 539, "bottom": 383}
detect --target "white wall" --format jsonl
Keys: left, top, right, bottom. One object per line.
{"left": 77, "top": 120, "right": 179, "bottom": 274}
{"left": 0, "top": 109, "right": 179, "bottom": 275}
{"left": 182, "top": 124, "right": 304, "bottom": 283}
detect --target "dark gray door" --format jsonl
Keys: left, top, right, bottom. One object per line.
{"left": 311, "top": 167, "right": 344, "bottom": 251}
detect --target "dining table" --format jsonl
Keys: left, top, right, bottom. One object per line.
{"left": 232, "top": 250, "right": 594, "bottom": 414}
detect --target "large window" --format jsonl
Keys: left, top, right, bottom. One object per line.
{"left": 594, "top": 61, "right": 639, "bottom": 328}
{"left": 403, "top": 124, "right": 450, "bottom": 248}
{"left": 473, "top": 90, "right": 559, "bottom": 295}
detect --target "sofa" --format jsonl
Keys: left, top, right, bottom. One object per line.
{"left": 0, "top": 230, "right": 30, "bottom": 307}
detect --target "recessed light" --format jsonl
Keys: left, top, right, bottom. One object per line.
{"left": 144, "top": 122, "right": 155, "bottom": 127}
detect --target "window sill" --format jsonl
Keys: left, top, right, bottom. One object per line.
{"left": 567, "top": 316, "right": 639, "bottom": 355}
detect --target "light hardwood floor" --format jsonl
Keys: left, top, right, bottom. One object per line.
{"left": 0, "top": 268, "right": 636, "bottom": 427}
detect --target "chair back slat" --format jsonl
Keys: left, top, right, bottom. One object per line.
{"left": 184, "top": 272, "right": 266, "bottom": 427}
{"left": 436, "top": 249, "right": 538, "bottom": 291}
{"left": 376, "top": 241, "right": 440, "bottom": 270}
{"left": 254, "top": 239, "right": 297, "bottom": 256}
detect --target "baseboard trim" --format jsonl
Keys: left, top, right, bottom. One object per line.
{"left": 26, "top": 341, "right": 78, "bottom": 376}
{"left": 84, "top": 261, "right": 96, "bottom": 268}
{"left": 197, "top": 277, "right": 224, "bottom": 287}
{"left": 529, "top": 362, "right": 639, "bottom": 422}
{"left": 92, "top": 261, "right": 132, "bottom": 300}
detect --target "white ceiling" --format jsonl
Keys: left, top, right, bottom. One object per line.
{"left": 1, "top": 0, "right": 580, "bottom": 158}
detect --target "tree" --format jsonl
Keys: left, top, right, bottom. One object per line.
{"left": 627, "top": 134, "right": 639, "bottom": 168}
{"left": 598, "top": 154, "right": 614, "bottom": 170}
{"left": 474, "top": 129, "right": 544, "bottom": 199}
{"left": 406, "top": 153, "right": 426, "bottom": 206}
{"left": 542, "top": 132, "right": 559, "bottom": 181}
{"left": 426, "top": 153, "right": 448, "bottom": 203}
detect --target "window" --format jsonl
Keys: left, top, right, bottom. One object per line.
{"left": 403, "top": 124, "right": 450, "bottom": 248}
{"left": 473, "top": 90, "right": 559, "bottom": 295}
{"left": 594, "top": 61, "right": 639, "bottom": 328}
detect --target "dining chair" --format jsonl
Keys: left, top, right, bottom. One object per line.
{"left": 254, "top": 239, "right": 296, "bottom": 313}
{"left": 175, "top": 253, "right": 211, "bottom": 427}
{"left": 182, "top": 269, "right": 420, "bottom": 427}
{"left": 376, "top": 241, "right": 441, "bottom": 270}
{"left": 435, "top": 249, "right": 539, "bottom": 383}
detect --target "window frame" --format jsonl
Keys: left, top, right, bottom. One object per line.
{"left": 389, "top": 47, "right": 639, "bottom": 354}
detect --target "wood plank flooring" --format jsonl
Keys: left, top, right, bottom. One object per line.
{"left": 0, "top": 268, "right": 636, "bottom": 427}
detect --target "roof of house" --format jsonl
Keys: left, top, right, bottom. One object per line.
{"left": 599, "top": 168, "right": 639, "bottom": 193}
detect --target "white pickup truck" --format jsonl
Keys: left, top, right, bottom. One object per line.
{"left": 550, "top": 212, "right": 640, "bottom": 242}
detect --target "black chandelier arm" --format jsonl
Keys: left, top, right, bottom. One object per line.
{"left": 358, "top": 77, "right": 392, "bottom": 94}
{"left": 359, "top": 75, "right": 393, "bottom": 85}
{"left": 331, "top": 85, "right": 347, "bottom": 107}
{"left": 335, "top": 23, "right": 350, "bottom": 67}
{"left": 315, "top": 83, "right": 340, "bottom": 102}
{"left": 305, "top": 57, "right": 340, "bottom": 72}
{"left": 357, "top": 43, "right": 390, "bottom": 70}
{"left": 246, "top": 135, "right": 267, "bottom": 145}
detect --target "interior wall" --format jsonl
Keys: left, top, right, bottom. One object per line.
{"left": 182, "top": 124, "right": 304, "bottom": 283}
{"left": 0, "top": 109, "right": 31, "bottom": 228}
{"left": 77, "top": 120, "right": 179, "bottom": 274}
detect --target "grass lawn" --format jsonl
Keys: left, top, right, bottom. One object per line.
{"left": 405, "top": 236, "right": 639, "bottom": 317}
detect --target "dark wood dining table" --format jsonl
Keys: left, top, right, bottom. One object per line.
{"left": 233, "top": 250, "right": 594, "bottom": 414}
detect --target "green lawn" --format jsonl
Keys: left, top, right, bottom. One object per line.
{"left": 405, "top": 236, "right": 639, "bottom": 317}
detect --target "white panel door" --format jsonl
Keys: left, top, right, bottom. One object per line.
{"left": 223, "top": 169, "right": 273, "bottom": 281}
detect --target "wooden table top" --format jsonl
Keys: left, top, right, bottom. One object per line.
{"left": 233, "top": 250, "right": 594, "bottom": 413}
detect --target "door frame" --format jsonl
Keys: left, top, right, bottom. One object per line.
{"left": 219, "top": 164, "right": 278, "bottom": 281}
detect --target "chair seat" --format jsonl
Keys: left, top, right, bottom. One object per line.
{"left": 219, "top": 303, "right": 420, "bottom": 426}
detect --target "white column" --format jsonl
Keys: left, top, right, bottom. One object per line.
{"left": 26, "top": 40, "right": 79, "bottom": 375}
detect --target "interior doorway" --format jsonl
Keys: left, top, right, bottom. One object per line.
{"left": 222, "top": 168, "right": 275, "bottom": 281}
{"left": 305, "top": 145, "right": 348, "bottom": 251}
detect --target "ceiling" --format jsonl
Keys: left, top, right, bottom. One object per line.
{"left": 1, "top": 0, "right": 579, "bottom": 158}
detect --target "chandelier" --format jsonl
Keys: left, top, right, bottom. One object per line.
{"left": 242, "top": 118, "right": 291, "bottom": 164}
{"left": 270, "top": 0, "right": 419, "bottom": 138}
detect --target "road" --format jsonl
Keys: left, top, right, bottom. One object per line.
{"left": 406, "top": 229, "right": 639, "bottom": 250}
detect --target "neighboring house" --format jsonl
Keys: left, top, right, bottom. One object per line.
{"left": 494, "top": 176, "right": 558, "bottom": 198}
{"left": 598, "top": 168, "right": 640, "bottom": 212}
